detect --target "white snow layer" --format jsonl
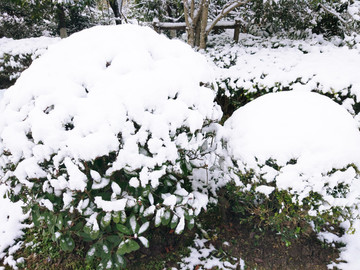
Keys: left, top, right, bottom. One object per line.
{"left": 0, "top": 185, "right": 28, "bottom": 260}
{"left": 0, "top": 36, "right": 59, "bottom": 59}
{"left": 225, "top": 90, "right": 360, "bottom": 172}
{"left": 224, "top": 90, "right": 360, "bottom": 202}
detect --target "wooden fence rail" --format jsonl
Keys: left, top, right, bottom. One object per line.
{"left": 152, "top": 19, "right": 244, "bottom": 42}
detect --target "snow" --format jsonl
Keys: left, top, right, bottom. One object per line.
{"left": 225, "top": 90, "right": 360, "bottom": 172}
{"left": 1, "top": 26, "right": 360, "bottom": 269}
{"left": 0, "top": 36, "right": 59, "bottom": 59}
{"left": 332, "top": 219, "right": 360, "bottom": 270}
{"left": 94, "top": 196, "right": 127, "bottom": 212}
{"left": 0, "top": 185, "right": 28, "bottom": 260}
{"left": 179, "top": 236, "right": 241, "bottom": 269}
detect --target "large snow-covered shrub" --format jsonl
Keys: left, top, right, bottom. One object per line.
{"left": 0, "top": 24, "right": 222, "bottom": 268}
{"left": 223, "top": 90, "right": 360, "bottom": 242}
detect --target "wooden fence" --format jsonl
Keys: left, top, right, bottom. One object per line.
{"left": 152, "top": 19, "right": 244, "bottom": 42}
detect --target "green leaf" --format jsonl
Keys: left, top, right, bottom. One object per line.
{"left": 32, "top": 205, "right": 41, "bottom": 227}
{"left": 184, "top": 210, "right": 192, "bottom": 221}
{"left": 56, "top": 214, "right": 63, "bottom": 230}
{"left": 101, "top": 243, "right": 111, "bottom": 259}
{"left": 85, "top": 246, "right": 96, "bottom": 262}
{"left": 170, "top": 214, "right": 179, "bottom": 229}
{"left": 180, "top": 159, "right": 192, "bottom": 176}
{"left": 120, "top": 211, "right": 127, "bottom": 224}
{"left": 101, "top": 213, "right": 111, "bottom": 229}
{"left": 142, "top": 188, "right": 150, "bottom": 198}
{"left": 116, "top": 239, "right": 140, "bottom": 255}
{"left": 71, "top": 221, "right": 84, "bottom": 232}
{"left": 127, "top": 239, "right": 140, "bottom": 252}
{"left": 187, "top": 218, "right": 195, "bottom": 230}
{"left": 106, "top": 235, "right": 121, "bottom": 246}
{"left": 75, "top": 231, "right": 92, "bottom": 242}
{"left": 116, "top": 241, "right": 128, "bottom": 255}
{"left": 84, "top": 224, "right": 92, "bottom": 235}
{"left": 90, "top": 229, "right": 100, "bottom": 240}
{"left": 112, "top": 253, "right": 126, "bottom": 268}
{"left": 97, "top": 261, "right": 105, "bottom": 270}
{"left": 161, "top": 210, "right": 171, "bottom": 226}
{"left": 112, "top": 212, "right": 121, "bottom": 224}
{"left": 116, "top": 224, "right": 132, "bottom": 235}
{"left": 60, "top": 235, "right": 75, "bottom": 252}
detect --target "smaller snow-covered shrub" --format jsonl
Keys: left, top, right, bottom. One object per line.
{"left": 223, "top": 90, "right": 360, "bottom": 244}
{"left": 0, "top": 25, "right": 222, "bottom": 268}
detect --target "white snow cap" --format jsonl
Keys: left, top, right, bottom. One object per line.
{"left": 225, "top": 90, "right": 360, "bottom": 173}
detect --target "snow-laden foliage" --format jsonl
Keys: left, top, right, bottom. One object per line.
{"left": 0, "top": 37, "right": 60, "bottom": 89}
{"left": 223, "top": 90, "right": 360, "bottom": 241}
{"left": 242, "top": 0, "right": 360, "bottom": 38}
{"left": 0, "top": 24, "right": 222, "bottom": 268}
{"left": 207, "top": 33, "right": 360, "bottom": 121}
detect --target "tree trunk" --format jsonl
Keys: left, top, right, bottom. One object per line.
{"left": 199, "top": 0, "right": 209, "bottom": 49}
{"left": 183, "top": 0, "right": 247, "bottom": 49}
{"left": 109, "top": 0, "right": 122, "bottom": 25}
{"left": 57, "top": 4, "right": 67, "bottom": 38}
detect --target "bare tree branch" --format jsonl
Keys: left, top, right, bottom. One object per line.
{"left": 320, "top": 3, "right": 347, "bottom": 24}
{"left": 206, "top": 0, "right": 248, "bottom": 36}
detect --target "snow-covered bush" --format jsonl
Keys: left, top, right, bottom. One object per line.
{"left": 0, "top": 37, "right": 59, "bottom": 89}
{"left": 223, "top": 90, "right": 360, "bottom": 243}
{"left": 207, "top": 34, "right": 360, "bottom": 120}
{"left": 0, "top": 24, "right": 222, "bottom": 268}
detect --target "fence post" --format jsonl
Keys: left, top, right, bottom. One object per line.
{"left": 170, "top": 29, "right": 177, "bottom": 38}
{"left": 233, "top": 19, "right": 241, "bottom": 43}
{"left": 153, "top": 21, "right": 160, "bottom": 34}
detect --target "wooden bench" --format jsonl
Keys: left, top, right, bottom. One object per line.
{"left": 152, "top": 19, "right": 244, "bottom": 42}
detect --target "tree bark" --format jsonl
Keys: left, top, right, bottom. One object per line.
{"left": 109, "top": 0, "right": 122, "bottom": 25}
{"left": 199, "top": 0, "right": 209, "bottom": 49}
{"left": 183, "top": 0, "right": 248, "bottom": 49}
{"left": 56, "top": 4, "right": 67, "bottom": 38}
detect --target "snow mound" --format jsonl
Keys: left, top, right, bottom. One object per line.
{"left": 225, "top": 90, "right": 360, "bottom": 172}
{"left": 225, "top": 90, "right": 360, "bottom": 208}
{"left": 0, "top": 24, "right": 220, "bottom": 178}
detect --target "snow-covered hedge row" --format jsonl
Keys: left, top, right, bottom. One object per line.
{"left": 207, "top": 34, "right": 360, "bottom": 122}
{"left": 0, "top": 37, "right": 59, "bottom": 89}
{"left": 0, "top": 25, "right": 222, "bottom": 268}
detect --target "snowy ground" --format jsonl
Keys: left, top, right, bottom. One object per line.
{"left": 1, "top": 29, "right": 360, "bottom": 269}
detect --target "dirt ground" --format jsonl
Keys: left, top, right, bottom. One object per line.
{"left": 127, "top": 207, "right": 341, "bottom": 270}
